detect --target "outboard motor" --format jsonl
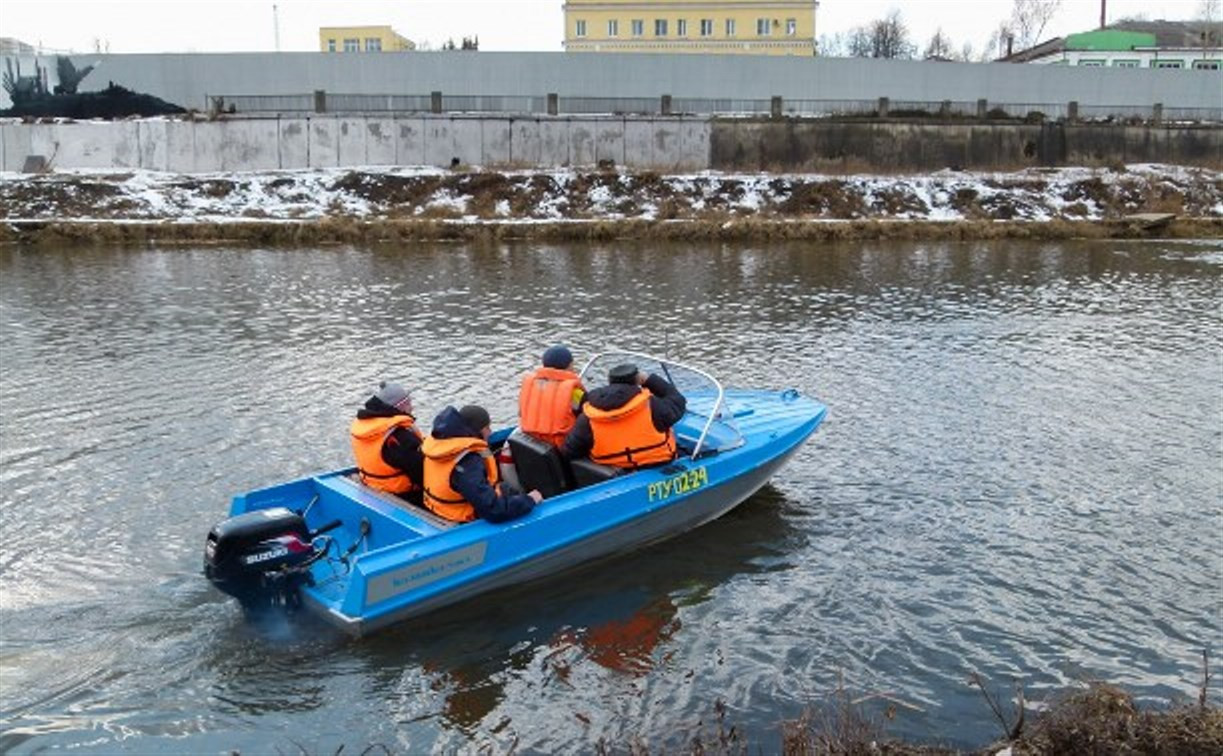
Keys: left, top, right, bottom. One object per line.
{"left": 204, "top": 507, "right": 330, "bottom": 608}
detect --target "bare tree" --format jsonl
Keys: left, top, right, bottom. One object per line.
{"left": 958, "top": 41, "right": 977, "bottom": 62}
{"left": 846, "top": 26, "right": 872, "bottom": 57}
{"left": 924, "top": 28, "right": 954, "bottom": 59}
{"left": 817, "top": 32, "right": 847, "bottom": 57}
{"left": 847, "top": 10, "right": 916, "bottom": 59}
{"left": 1009, "top": 0, "right": 1064, "bottom": 49}
{"left": 983, "top": 20, "right": 1015, "bottom": 60}
{"left": 1198, "top": 0, "right": 1222, "bottom": 46}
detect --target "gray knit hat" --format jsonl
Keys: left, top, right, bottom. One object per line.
{"left": 376, "top": 382, "right": 412, "bottom": 411}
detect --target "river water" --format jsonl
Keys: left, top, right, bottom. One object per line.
{"left": 1, "top": 238, "right": 1220, "bottom": 753}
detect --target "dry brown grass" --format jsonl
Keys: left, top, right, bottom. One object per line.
{"left": 1005, "top": 683, "right": 1223, "bottom": 756}
{"left": 4, "top": 216, "right": 1221, "bottom": 247}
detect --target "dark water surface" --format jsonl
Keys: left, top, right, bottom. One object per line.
{"left": 1, "top": 239, "right": 1220, "bottom": 753}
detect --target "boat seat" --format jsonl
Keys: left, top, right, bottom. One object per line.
{"left": 344, "top": 474, "right": 458, "bottom": 530}
{"left": 569, "top": 457, "right": 624, "bottom": 488}
{"left": 508, "top": 432, "right": 573, "bottom": 498}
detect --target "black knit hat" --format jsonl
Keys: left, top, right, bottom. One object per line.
{"left": 458, "top": 405, "right": 491, "bottom": 433}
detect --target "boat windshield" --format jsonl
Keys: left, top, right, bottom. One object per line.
{"left": 577, "top": 350, "right": 743, "bottom": 459}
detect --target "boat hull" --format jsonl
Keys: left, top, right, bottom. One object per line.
{"left": 311, "top": 438, "right": 805, "bottom": 635}
{"left": 219, "top": 388, "right": 826, "bottom": 636}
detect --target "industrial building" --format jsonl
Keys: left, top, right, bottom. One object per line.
{"left": 1003, "top": 20, "right": 1221, "bottom": 70}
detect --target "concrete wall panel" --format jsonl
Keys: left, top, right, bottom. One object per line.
{"left": 136, "top": 120, "right": 168, "bottom": 171}
{"left": 595, "top": 119, "right": 625, "bottom": 166}
{"left": 308, "top": 118, "right": 340, "bottom": 168}
{"left": 191, "top": 122, "right": 225, "bottom": 172}
{"left": 676, "top": 119, "right": 710, "bottom": 171}
{"left": 337, "top": 119, "right": 367, "bottom": 166}
{"left": 2, "top": 122, "right": 33, "bottom": 172}
{"left": 508, "top": 119, "right": 541, "bottom": 166}
{"left": 278, "top": 119, "right": 309, "bottom": 169}
{"left": 539, "top": 119, "right": 570, "bottom": 166}
{"left": 569, "top": 122, "right": 596, "bottom": 166}
{"left": 449, "top": 118, "right": 483, "bottom": 167}
{"left": 219, "top": 120, "right": 280, "bottom": 171}
{"left": 651, "top": 120, "right": 685, "bottom": 171}
{"left": 623, "top": 120, "right": 655, "bottom": 169}
{"left": 481, "top": 119, "right": 512, "bottom": 166}
{"left": 395, "top": 117, "right": 425, "bottom": 165}
{"left": 422, "top": 117, "right": 454, "bottom": 167}
{"left": 164, "top": 121, "right": 197, "bottom": 173}
{"left": 364, "top": 118, "right": 396, "bottom": 165}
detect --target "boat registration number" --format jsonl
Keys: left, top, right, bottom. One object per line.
{"left": 648, "top": 466, "right": 709, "bottom": 502}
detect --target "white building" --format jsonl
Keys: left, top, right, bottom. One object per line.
{"left": 1003, "top": 20, "right": 1221, "bottom": 70}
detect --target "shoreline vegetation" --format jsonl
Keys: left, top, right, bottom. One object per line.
{"left": 5, "top": 217, "right": 1223, "bottom": 247}
{"left": 1, "top": 163, "right": 1221, "bottom": 246}
{"left": 4, "top": 216, "right": 1223, "bottom": 247}
{"left": 642, "top": 664, "right": 1223, "bottom": 756}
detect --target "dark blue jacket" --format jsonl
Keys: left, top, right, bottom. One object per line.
{"left": 430, "top": 406, "right": 535, "bottom": 523}
{"left": 561, "top": 373, "right": 687, "bottom": 461}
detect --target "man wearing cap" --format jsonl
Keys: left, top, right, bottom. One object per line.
{"left": 518, "top": 344, "right": 587, "bottom": 448}
{"left": 561, "top": 363, "right": 687, "bottom": 469}
{"left": 350, "top": 382, "right": 425, "bottom": 505}
{"left": 421, "top": 404, "right": 542, "bottom": 523}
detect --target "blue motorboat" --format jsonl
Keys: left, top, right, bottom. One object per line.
{"left": 203, "top": 351, "right": 827, "bottom": 636}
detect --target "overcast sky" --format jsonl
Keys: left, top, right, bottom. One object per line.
{"left": 0, "top": 1, "right": 1211, "bottom": 55}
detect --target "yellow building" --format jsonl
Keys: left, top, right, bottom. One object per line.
{"left": 319, "top": 26, "right": 415, "bottom": 53}
{"left": 562, "top": 0, "right": 817, "bottom": 55}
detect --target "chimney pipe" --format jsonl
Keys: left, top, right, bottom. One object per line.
{"left": 1100, "top": 0, "right": 1107, "bottom": 29}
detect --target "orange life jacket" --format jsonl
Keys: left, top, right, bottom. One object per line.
{"left": 584, "top": 390, "right": 676, "bottom": 469}
{"left": 421, "top": 435, "right": 501, "bottom": 523}
{"left": 518, "top": 366, "right": 585, "bottom": 447}
{"left": 350, "top": 415, "right": 422, "bottom": 494}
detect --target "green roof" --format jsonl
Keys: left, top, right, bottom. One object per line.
{"left": 1065, "top": 29, "right": 1157, "bottom": 51}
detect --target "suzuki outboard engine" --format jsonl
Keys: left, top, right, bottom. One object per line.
{"left": 204, "top": 507, "right": 324, "bottom": 608}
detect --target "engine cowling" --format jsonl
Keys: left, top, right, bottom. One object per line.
{"left": 204, "top": 507, "right": 316, "bottom": 607}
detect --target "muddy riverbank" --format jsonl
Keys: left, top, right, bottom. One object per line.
{"left": 4, "top": 215, "right": 1222, "bottom": 247}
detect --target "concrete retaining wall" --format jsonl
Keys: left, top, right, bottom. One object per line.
{"left": 0, "top": 115, "right": 711, "bottom": 173}
{"left": 709, "top": 120, "right": 1223, "bottom": 171}
{"left": 2, "top": 116, "right": 1218, "bottom": 173}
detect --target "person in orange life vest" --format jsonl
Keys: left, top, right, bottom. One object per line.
{"left": 518, "top": 344, "right": 587, "bottom": 448}
{"left": 422, "top": 404, "right": 542, "bottom": 523}
{"left": 561, "top": 363, "right": 687, "bottom": 469}
{"left": 350, "top": 382, "right": 425, "bottom": 505}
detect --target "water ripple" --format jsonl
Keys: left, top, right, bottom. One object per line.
{"left": 0, "top": 238, "right": 1219, "bottom": 752}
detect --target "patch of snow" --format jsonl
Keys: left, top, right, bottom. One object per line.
{"left": 1, "top": 163, "right": 1219, "bottom": 224}
{"left": 424, "top": 190, "right": 466, "bottom": 214}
